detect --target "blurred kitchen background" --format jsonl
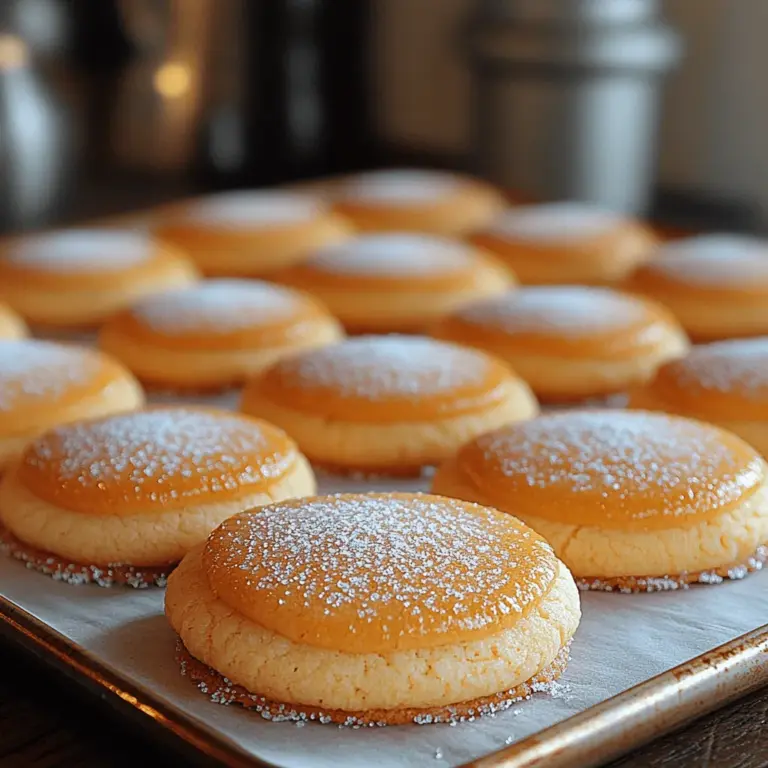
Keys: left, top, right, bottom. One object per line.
{"left": 0, "top": 0, "right": 763, "bottom": 233}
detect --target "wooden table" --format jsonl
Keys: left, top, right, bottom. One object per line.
{"left": 2, "top": 636, "right": 767, "bottom": 768}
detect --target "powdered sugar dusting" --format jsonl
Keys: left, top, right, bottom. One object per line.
{"left": 340, "top": 170, "right": 460, "bottom": 204}
{"left": 307, "top": 234, "right": 474, "bottom": 277}
{"left": 0, "top": 340, "right": 102, "bottom": 411}
{"left": 471, "top": 411, "right": 762, "bottom": 524}
{"left": 25, "top": 408, "right": 292, "bottom": 505}
{"left": 667, "top": 338, "right": 768, "bottom": 399}
{"left": 207, "top": 493, "right": 556, "bottom": 642}
{"left": 4, "top": 230, "right": 152, "bottom": 272}
{"left": 132, "top": 279, "right": 305, "bottom": 335}
{"left": 0, "top": 525, "right": 170, "bottom": 588}
{"left": 272, "top": 336, "right": 492, "bottom": 400}
{"left": 650, "top": 234, "right": 768, "bottom": 286}
{"left": 185, "top": 191, "right": 321, "bottom": 226}
{"left": 487, "top": 202, "right": 624, "bottom": 242}
{"left": 459, "top": 287, "right": 647, "bottom": 335}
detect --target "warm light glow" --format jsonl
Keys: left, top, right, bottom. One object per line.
{"left": 153, "top": 63, "right": 192, "bottom": 98}
{"left": 0, "top": 35, "right": 28, "bottom": 70}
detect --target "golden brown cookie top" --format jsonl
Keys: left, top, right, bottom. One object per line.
{"left": 245, "top": 335, "right": 516, "bottom": 423}
{"left": 629, "top": 234, "right": 768, "bottom": 296}
{"left": 165, "top": 191, "right": 326, "bottom": 230}
{"left": 646, "top": 338, "right": 768, "bottom": 420}
{"left": 106, "top": 279, "right": 336, "bottom": 350}
{"left": 331, "top": 170, "right": 506, "bottom": 235}
{"left": 18, "top": 407, "right": 298, "bottom": 514}
{"left": 483, "top": 202, "right": 628, "bottom": 243}
{"left": 0, "top": 340, "right": 136, "bottom": 434}
{"left": 275, "top": 234, "right": 508, "bottom": 293}
{"left": 454, "top": 410, "right": 764, "bottom": 531}
{"left": 433, "top": 286, "right": 678, "bottom": 359}
{"left": 203, "top": 492, "right": 558, "bottom": 653}
{"left": 0, "top": 229, "right": 187, "bottom": 287}
{"left": 336, "top": 170, "right": 463, "bottom": 206}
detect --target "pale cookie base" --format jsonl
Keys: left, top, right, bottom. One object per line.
{"left": 431, "top": 329, "right": 689, "bottom": 403}
{"left": 99, "top": 321, "right": 343, "bottom": 391}
{"left": 627, "top": 291, "right": 768, "bottom": 342}
{"left": 176, "top": 641, "right": 571, "bottom": 726}
{"left": 165, "top": 550, "right": 580, "bottom": 712}
{"left": 478, "top": 225, "right": 657, "bottom": 286}
{"left": 432, "top": 459, "right": 768, "bottom": 580}
{"left": 0, "top": 308, "right": 27, "bottom": 339}
{"left": 240, "top": 378, "right": 539, "bottom": 472}
{"left": 0, "top": 455, "right": 316, "bottom": 565}
{"left": 0, "top": 261, "right": 198, "bottom": 327}
{"left": 0, "top": 524, "right": 171, "bottom": 588}
{"left": 577, "top": 546, "right": 768, "bottom": 593}
{"left": 277, "top": 262, "right": 512, "bottom": 335}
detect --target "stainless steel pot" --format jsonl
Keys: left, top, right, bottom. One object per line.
{"left": 466, "top": 0, "right": 681, "bottom": 214}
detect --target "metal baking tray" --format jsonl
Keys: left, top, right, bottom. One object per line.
{"left": 3, "top": 204, "right": 768, "bottom": 767}
{"left": 3, "top": 461, "right": 768, "bottom": 768}
{"left": 2, "top": 556, "right": 768, "bottom": 768}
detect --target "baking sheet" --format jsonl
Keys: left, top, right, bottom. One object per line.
{"left": 4, "top": 322, "right": 768, "bottom": 766}
{"left": 3, "top": 474, "right": 768, "bottom": 768}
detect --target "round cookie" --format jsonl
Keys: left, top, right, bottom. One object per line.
{"left": 0, "top": 407, "right": 315, "bottom": 587}
{"left": 625, "top": 234, "right": 768, "bottom": 341}
{"left": 166, "top": 492, "right": 580, "bottom": 724}
{"left": 152, "top": 190, "right": 351, "bottom": 278}
{"left": 331, "top": 169, "right": 506, "bottom": 236}
{"left": 0, "top": 229, "right": 199, "bottom": 329}
{"left": 272, "top": 233, "right": 514, "bottom": 334}
{"left": 99, "top": 279, "right": 344, "bottom": 392}
{"left": 471, "top": 202, "right": 658, "bottom": 285}
{"left": 0, "top": 340, "right": 144, "bottom": 473}
{"left": 631, "top": 338, "right": 768, "bottom": 457}
{"left": 240, "top": 335, "right": 539, "bottom": 476}
{"left": 432, "top": 410, "right": 768, "bottom": 591}
{"left": 431, "top": 286, "right": 689, "bottom": 403}
{"left": 0, "top": 302, "right": 27, "bottom": 339}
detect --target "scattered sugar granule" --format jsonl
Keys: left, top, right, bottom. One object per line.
{"left": 133, "top": 279, "right": 305, "bottom": 335}
{"left": 25, "top": 408, "right": 291, "bottom": 505}
{"left": 271, "top": 335, "right": 494, "bottom": 402}
{"left": 487, "top": 201, "right": 623, "bottom": 241}
{"left": 649, "top": 233, "right": 768, "bottom": 286}
{"left": 308, "top": 234, "right": 474, "bottom": 277}
{"left": 184, "top": 190, "right": 321, "bottom": 226}
{"left": 0, "top": 340, "right": 102, "bottom": 411}
{"left": 457, "top": 285, "right": 649, "bottom": 337}
{"left": 5, "top": 229, "right": 151, "bottom": 272}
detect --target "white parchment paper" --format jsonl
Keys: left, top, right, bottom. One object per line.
{"left": 1, "top": 374, "right": 767, "bottom": 766}
{"left": 3, "top": 471, "right": 768, "bottom": 768}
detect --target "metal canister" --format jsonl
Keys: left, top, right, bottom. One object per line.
{"left": 466, "top": 0, "right": 681, "bottom": 214}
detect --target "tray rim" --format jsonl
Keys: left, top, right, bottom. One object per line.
{"left": 0, "top": 593, "right": 265, "bottom": 768}
{"left": 2, "top": 586, "right": 768, "bottom": 768}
